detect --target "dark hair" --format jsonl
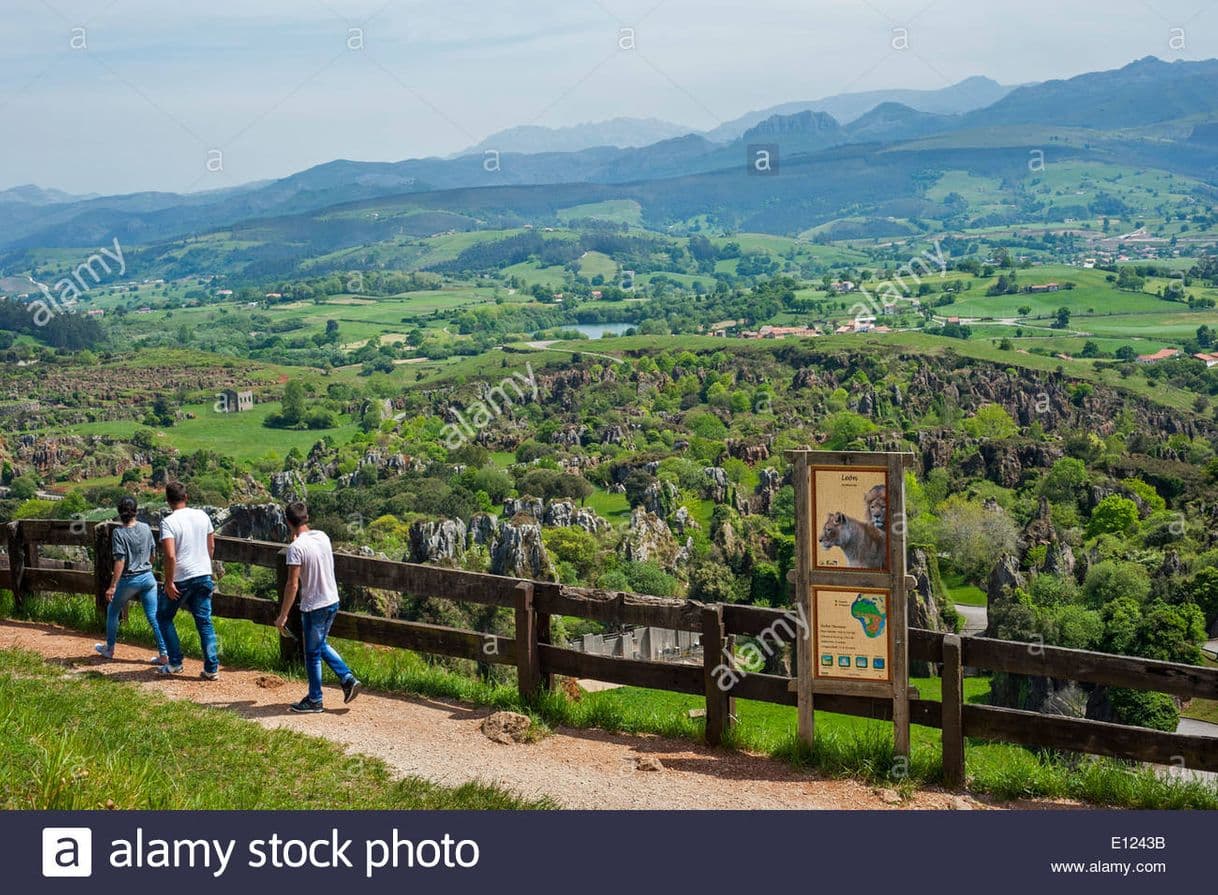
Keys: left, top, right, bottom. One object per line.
{"left": 117, "top": 496, "right": 138, "bottom": 523}
{"left": 285, "top": 501, "right": 309, "bottom": 527}
{"left": 165, "top": 481, "right": 187, "bottom": 505}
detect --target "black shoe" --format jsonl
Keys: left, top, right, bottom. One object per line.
{"left": 288, "top": 697, "right": 324, "bottom": 714}
{"left": 342, "top": 677, "right": 361, "bottom": 704}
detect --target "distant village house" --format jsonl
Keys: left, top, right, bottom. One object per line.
{"left": 1136, "top": 348, "right": 1181, "bottom": 364}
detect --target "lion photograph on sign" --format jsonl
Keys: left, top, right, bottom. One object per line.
{"left": 814, "top": 467, "right": 889, "bottom": 571}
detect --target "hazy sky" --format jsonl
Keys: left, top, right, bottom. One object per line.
{"left": 2, "top": 0, "right": 1216, "bottom": 195}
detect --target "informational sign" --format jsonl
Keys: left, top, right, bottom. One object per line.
{"left": 812, "top": 466, "right": 889, "bottom": 571}
{"left": 813, "top": 587, "right": 891, "bottom": 682}
{"left": 786, "top": 449, "right": 913, "bottom": 758}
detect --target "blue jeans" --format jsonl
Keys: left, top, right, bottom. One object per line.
{"left": 157, "top": 575, "right": 218, "bottom": 673}
{"left": 105, "top": 571, "right": 167, "bottom": 656}
{"left": 301, "top": 604, "right": 352, "bottom": 704}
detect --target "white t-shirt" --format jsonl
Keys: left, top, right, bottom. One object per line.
{"left": 285, "top": 529, "right": 339, "bottom": 612}
{"left": 160, "top": 507, "right": 215, "bottom": 582}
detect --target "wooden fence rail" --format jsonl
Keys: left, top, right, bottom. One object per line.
{"left": 3, "top": 520, "right": 1218, "bottom": 779}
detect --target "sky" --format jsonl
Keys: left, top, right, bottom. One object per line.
{"left": 1, "top": 0, "right": 1216, "bottom": 195}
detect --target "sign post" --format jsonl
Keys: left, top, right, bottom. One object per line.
{"left": 786, "top": 449, "right": 913, "bottom": 758}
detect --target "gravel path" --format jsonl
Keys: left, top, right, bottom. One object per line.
{"left": 1, "top": 618, "right": 1060, "bottom": 811}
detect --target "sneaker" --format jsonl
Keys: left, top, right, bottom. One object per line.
{"left": 289, "top": 698, "right": 324, "bottom": 714}
{"left": 156, "top": 663, "right": 183, "bottom": 675}
{"left": 149, "top": 654, "right": 168, "bottom": 666}
{"left": 200, "top": 670, "right": 220, "bottom": 681}
{"left": 342, "top": 676, "right": 361, "bottom": 704}
{"left": 93, "top": 644, "right": 114, "bottom": 659}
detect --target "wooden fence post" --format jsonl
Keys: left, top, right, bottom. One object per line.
{"left": 536, "top": 604, "right": 553, "bottom": 694}
{"left": 793, "top": 453, "right": 815, "bottom": 750}
{"left": 514, "top": 581, "right": 542, "bottom": 701}
{"left": 5, "top": 522, "right": 27, "bottom": 612}
{"left": 93, "top": 522, "right": 114, "bottom": 625}
{"left": 275, "top": 547, "right": 303, "bottom": 666}
{"left": 941, "top": 633, "right": 965, "bottom": 788}
{"left": 702, "top": 605, "right": 732, "bottom": 746}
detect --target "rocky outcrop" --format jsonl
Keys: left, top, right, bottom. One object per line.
{"left": 490, "top": 517, "right": 555, "bottom": 579}
{"left": 468, "top": 512, "right": 498, "bottom": 547}
{"left": 503, "top": 496, "right": 544, "bottom": 519}
{"left": 1042, "top": 541, "right": 1076, "bottom": 578}
{"left": 212, "top": 503, "right": 290, "bottom": 542}
{"left": 1023, "top": 497, "right": 1076, "bottom": 578}
{"left": 139, "top": 503, "right": 290, "bottom": 543}
{"left": 736, "top": 466, "right": 785, "bottom": 515}
{"left": 641, "top": 479, "right": 678, "bottom": 517}
{"left": 542, "top": 499, "right": 610, "bottom": 533}
{"left": 907, "top": 548, "right": 947, "bottom": 633}
{"left": 725, "top": 438, "right": 770, "bottom": 464}
{"left": 269, "top": 470, "right": 307, "bottom": 503}
{"left": 408, "top": 518, "right": 467, "bottom": 565}
{"left": 983, "top": 554, "right": 1025, "bottom": 639}
{"left": 906, "top": 547, "right": 948, "bottom": 676}
{"left": 671, "top": 505, "right": 699, "bottom": 537}
{"left": 619, "top": 508, "right": 679, "bottom": 569}
{"left": 703, "top": 466, "right": 730, "bottom": 503}
{"left": 980, "top": 441, "right": 1064, "bottom": 488}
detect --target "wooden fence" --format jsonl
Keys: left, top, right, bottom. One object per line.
{"left": 3, "top": 518, "right": 1218, "bottom": 785}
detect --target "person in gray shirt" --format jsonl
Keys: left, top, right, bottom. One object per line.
{"left": 95, "top": 496, "right": 169, "bottom": 663}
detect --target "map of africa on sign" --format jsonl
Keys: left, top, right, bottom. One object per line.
{"left": 850, "top": 595, "right": 886, "bottom": 638}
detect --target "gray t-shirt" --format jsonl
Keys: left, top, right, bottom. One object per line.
{"left": 112, "top": 522, "right": 155, "bottom": 575}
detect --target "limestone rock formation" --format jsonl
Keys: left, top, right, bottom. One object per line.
{"left": 619, "top": 507, "right": 679, "bottom": 569}
{"left": 408, "top": 518, "right": 467, "bottom": 564}
{"left": 490, "top": 516, "right": 555, "bottom": 579}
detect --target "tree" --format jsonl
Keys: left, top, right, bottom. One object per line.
{"left": 1116, "top": 266, "right": 1145, "bottom": 292}
{"left": 1040, "top": 457, "right": 1089, "bottom": 506}
{"left": 822, "top": 411, "right": 878, "bottom": 450}
{"left": 936, "top": 496, "right": 1020, "bottom": 581}
{"left": 151, "top": 394, "right": 175, "bottom": 427}
{"left": 962, "top": 404, "right": 1019, "bottom": 440}
{"left": 1086, "top": 495, "right": 1139, "bottom": 539}
{"left": 280, "top": 380, "right": 306, "bottom": 427}
{"left": 7, "top": 475, "right": 38, "bottom": 500}
{"left": 1083, "top": 559, "right": 1151, "bottom": 608}
{"left": 1052, "top": 307, "right": 1071, "bottom": 329}
{"left": 1183, "top": 567, "right": 1218, "bottom": 627}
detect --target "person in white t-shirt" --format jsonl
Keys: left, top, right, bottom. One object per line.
{"left": 275, "top": 501, "right": 361, "bottom": 713}
{"left": 156, "top": 482, "right": 219, "bottom": 679}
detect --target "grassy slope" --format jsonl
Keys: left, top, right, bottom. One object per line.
{"left": 0, "top": 647, "right": 546, "bottom": 810}
{"left": 67, "top": 401, "right": 359, "bottom": 462}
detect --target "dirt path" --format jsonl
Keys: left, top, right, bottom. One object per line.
{"left": 1, "top": 618, "right": 1052, "bottom": 811}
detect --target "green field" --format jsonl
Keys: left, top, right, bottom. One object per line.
{"left": 557, "top": 200, "right": 643, "bottom": 226}
{"left": 942, "top": 573, "right": 987, "bottom": 607}
{"left": 66, "top": 401, "right": 358, "bottom": 462}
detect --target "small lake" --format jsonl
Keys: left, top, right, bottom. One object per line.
{"left": 573, "top": 322, "right": 633, "bottom": 339}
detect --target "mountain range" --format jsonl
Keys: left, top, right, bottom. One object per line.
{"left": 4, "top": 57, "right": 1218, "bottom": 270}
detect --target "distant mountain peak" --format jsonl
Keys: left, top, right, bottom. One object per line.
{"left": 742, "top": 110, "right": 840, "bottom": 140}
{"left": 459, "top": 117, "right": 693, "bottom": 156}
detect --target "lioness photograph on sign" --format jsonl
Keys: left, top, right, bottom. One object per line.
{"left": 814, "top": 468, "right": 889, "bottom": 571}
